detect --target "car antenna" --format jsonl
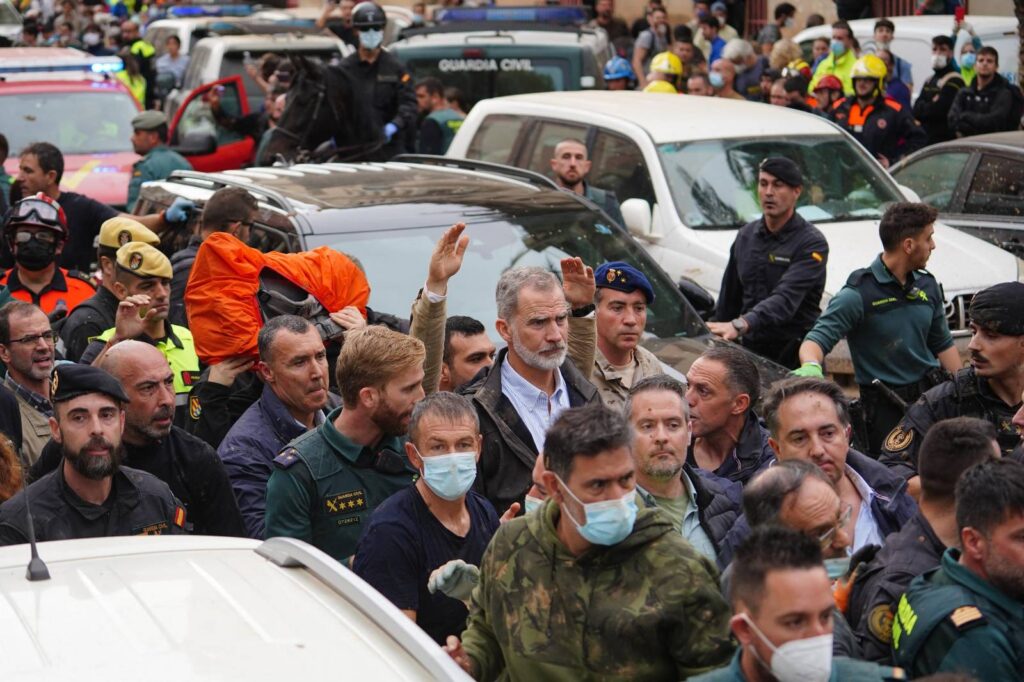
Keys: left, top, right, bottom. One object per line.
{"left": 23, "top": 484, "right": 50, "bottom": 581}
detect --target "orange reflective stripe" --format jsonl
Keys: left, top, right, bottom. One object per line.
{"left": 848, "top": 103, "right": 874, "bottom": 127}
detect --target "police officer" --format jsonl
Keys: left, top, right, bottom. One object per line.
{"left": 58, "top": 217, "right": 160, "bottom": 362}
{"left": 264, "top": 326, "right": 423, "bottom": 562}
{"left": 892, "top": 459, "right": 1024, "bottom": 677}
{"left": 880, "top": 282, "right": 1024, "bottom": 493}
{"left": 708, "top": 157, "right": 828, "bottom": 369}
{"left": 0, "top": 363, "right": 187, "bottom": 544}
{"left": 337, "top": 2, "right": 418, "bottom": 161}
{"left": 829, "top": 54, "right": 926, "bottom": 168}
{"left": 127, "top": 111, "right": 192, "bottom": 210}
{"left": 80, "top": 243, "right": 201, "bottom": 423}
{"left": 796, "top": 202, "right": 961, "bottom": 455}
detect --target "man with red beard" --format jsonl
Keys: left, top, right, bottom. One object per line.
{"left": 265, "top": 326, "right": 425, "bottom": 563}
{"left": 29, "top": 341, "right": 244, "bottom": 537}
{"left": 0, "top": 363, "right": 186, "bottom": 544}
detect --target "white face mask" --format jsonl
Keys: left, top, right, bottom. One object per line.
{"left": 783, "top": 17, "right": 794, "bottom": 28}
{"left": 741, "top": 614, "right": 833, "bottom": 682}
{"left": 932, "top": 54, "right": 949, "bottom": 70}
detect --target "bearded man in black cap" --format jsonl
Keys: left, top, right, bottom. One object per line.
{"left": 709, "top": 157, "right": 829, "bottom": 368}
{"left": 0, "top": 363, "right": 187, "bottom": 544}
{"left": 881, "top": 281, "right": 1024, "bottom": 497}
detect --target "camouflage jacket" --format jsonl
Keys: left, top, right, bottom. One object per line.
{"left": 461, "top": 498, "right": 735, "bottom": 681}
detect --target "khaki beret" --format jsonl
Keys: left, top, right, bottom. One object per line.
{"left": 99, "top": 216, "right": 160, "bottom": 249}
{"left": 116, "top": 242, "right": 172, "bottom": 279}
{"left": 131, "top": 110, "right": 168, "bottom": 131}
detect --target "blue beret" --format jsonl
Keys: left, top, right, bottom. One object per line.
{"left": 594, "top": 261, "right": 655, "bottom": 303}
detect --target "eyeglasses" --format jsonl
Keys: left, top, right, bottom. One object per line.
{"left": 6, "top": 197, "right": 66, "bottom": 231}
{"left": 234, "top": 219, "right": 254, "bottom": 229}
{"left": 14, "top": 229, "right": 58, "bottom": 245}
{"left": 817, "top": 503, "right": 853, "bottom": 549}
{"left": 8, "top": 330, "right": 57, "bottom": 346}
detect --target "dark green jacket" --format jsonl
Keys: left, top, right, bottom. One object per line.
{"left": 127, "top": 145, "right": 192, "bottom": 209}
{"left": 263, "top": 406, "right": 417, "bottom": 562}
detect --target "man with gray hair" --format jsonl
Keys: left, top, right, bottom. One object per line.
{"left": 464, "top": 258, "right": 600, "bottom": 515}
{"left": 724, "top": 38, "right": 770, "bottom": 101}
{"left": 217, "top": 315, "right": 338, "bottom": 538}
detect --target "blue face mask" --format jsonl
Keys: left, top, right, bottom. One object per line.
{"left": 420, "top": 451, "right": 477, "bottom": 501}
{"left": 524, "top": 494, "right": 544, "bottom": 514}
{"left": 824, "top": 557, "right": 851, "bottom": 581}
{"left": 830, "top": 39, "right": 846, "bottom": 56}
{"left": 961, "top": 52, "right": 977, "bottom": 69}
{"left": 359, "top": 28, "right": 384, "bottom": 50}
{"left": 708, "top": 71, "right": 725, "bottom": 89}
{"left": 557, "top": 476, "right": 638, "bottom": 546}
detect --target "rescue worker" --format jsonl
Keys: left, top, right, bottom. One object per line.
{"left": 809, "top": 21, "right": 857, "bottom": 95}
{"left": 80, "top": 243, "right": 201, "bottom": 423}
{"left": 812, "top": 74, "right": 845, "bottom": 115}
{"left": 414, "top": 77, "right": 463, "bottom": 155}
{"left": 337, "top": 2, "right": 418, "bottom": 161}
{"left": 830, "top": 54, "right": 927, "bottom": 168}
{"left": 548, "top": 139, "right": 625, "bottom": 227}
{"left": 880, "top": 282, "right": 1024, "bottom": 493}
{"left": 796, "top": 202, "right": 961, "bottom": 455}
{"left": 847, "top": 418, "right": 999, "bottom": 663}
{"left": 645, "top": 51, "right": 683, "bottom": 93}
{"left": 0, "top": 193, "right": 95, "bottom": 315}
{"left": 708, "top": 157, "right": 828, "bottom": 369}
{"left": 912, "top": 35, "right": 965, "bottom": 145}
{"left": 444, "top": 403, "right": 734, "bottom": 679}
{"left": 892, "top": 459, "right": 1024, "bottom": 677}
{"left": 0, "top": 363, "right": 187, "bottom": 544}
{"left": 126, "top": 111, "right": 192, "bottom": 210}
{"left": 643, "top": 80, "right": 679, "bottom": 94}
{"left": 603, "top": 56, "right": 636, "bottom": 91}
{"left": 58, "top": 217, "right": 161, "bottom": 362}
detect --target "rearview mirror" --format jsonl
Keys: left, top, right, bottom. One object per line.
{"left": 677, "top": 276, "right": 715, "bottom": 320}
{"left": 621, "top": 198, "right": 652, "bottom": 239}
{"left": 173, "top": 131, "right": 217, "bottom": 156}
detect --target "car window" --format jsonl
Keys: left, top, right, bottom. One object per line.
{"left": 147, "top": 27, "right": 176, "bottom": 56}
{"left": 3, "top": 91, "right": 137, "bottom": 155}
{"left": 466, "top": 115, "right": 527, "bottom": 165}
{"left": 522, "top": 120, "right": 588, "bottom": 177}
{"left": 891, "top": 151, "right": 970, "bottom": 211}
{"left": 402, "top": 57, "right": 570, "bottom": 111}
{"left": 963, "top": 153, "right": 1024, "bottom": 218}
{"left": 589, "top": 129, "right": 656, "bottom": 207}
{"left": 0, "top": 0, "right": 20, "bottom": 23}
{"left": 173, "top": 81, "right": 246, "bottom": 146}
{"left": 182, "top": 46, "right": 209, "bottom": 90}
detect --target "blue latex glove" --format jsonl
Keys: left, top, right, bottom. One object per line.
{"left": 165, "top": 197, "right": 195, "bottom": 223}
{"left": 383, "top": 122, "right": 399, "bottom": 143}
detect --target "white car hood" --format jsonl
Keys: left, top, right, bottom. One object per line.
{"left": 695, "top": 219, "right": 1017, "bottom": 299}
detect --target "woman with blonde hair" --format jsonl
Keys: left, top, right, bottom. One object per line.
{"left": 769, "top": 38, "right": 802, "bottom": 70}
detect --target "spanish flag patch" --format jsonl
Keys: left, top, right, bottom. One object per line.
{"left": 811, "top": 252, "right": 824, "bottom": 263}
{"left": 173, "top": 506, "right": 187, "bottom": 528}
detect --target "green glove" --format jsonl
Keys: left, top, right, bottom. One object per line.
{"left": 427, "top": 559, "right": 480, "bottom": 601}
{"left": 791, "top": 362, "right": 824, "bottom": 378}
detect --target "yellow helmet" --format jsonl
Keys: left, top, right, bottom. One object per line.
{"left": 851, "top": 54, "right": 887, "bottom": 81}
{"left": 644, "top": 80, "right": 678, "bottom": 94}
{"left": 650, "top": 51, "right": 683, "bottom": 77}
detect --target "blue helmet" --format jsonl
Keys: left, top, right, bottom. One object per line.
{"left": 603, "top": 56, "right": 634, "bottom": 81}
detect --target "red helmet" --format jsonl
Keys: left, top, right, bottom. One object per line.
{"left": 815, "top": 75, "right": 844, "bottom": 92}
{"left": 3, "top": 193, "right": 68, "bottom": 242}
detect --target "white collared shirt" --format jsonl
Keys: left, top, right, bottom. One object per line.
{"left": 845, "top": 464, "right": 885, "bottom": 553}
{"left": 500, "top": 357, "right": 570, "bottom": 452}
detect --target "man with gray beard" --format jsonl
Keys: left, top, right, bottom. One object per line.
{"left": 28, "top": 341, "right": 245, "bottom": 537}
{"left": 0, "top": 363, "right": 187, "bottom": 544}
{"left": 463, "top": 260, "right": 601, "bottom": 515}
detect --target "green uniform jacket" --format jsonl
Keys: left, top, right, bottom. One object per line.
{"left": 892, "top": 548, "right": 1024, "bottom": 678}
{"left": 461, "top": 498, "right": 735, "bottom": 681}
{"left": 691, "top": 650, "right": 906, "bottom": 681}
{"left": 127, "top": 145, "right": 192, "bottom": 210}
{"left": 264, "top": 406, "right": 417, "bottom": 562}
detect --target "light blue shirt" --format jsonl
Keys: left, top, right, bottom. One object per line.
{"left": 846, "top": 465, "right": 885, "bottom": 553}
{"left": 639, "top": 473, "right": 717, "bottom": 563}
{"left": 500, "top": 357, "right": 569, "bottom": 452}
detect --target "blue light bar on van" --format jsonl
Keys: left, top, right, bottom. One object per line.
{"left": 167, "top": 3, "right": 254, "bottom": 17}
{"left": 0, "top": 55, "right": 123, "bottom": 75}
{"left": 434, "top": 6, "right": 588, "bottom": 25}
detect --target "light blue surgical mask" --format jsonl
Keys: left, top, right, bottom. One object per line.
{"left": 708, "top": 71, "right": 725, "bottom": 89}
{"left": 961, "top": 52, "right": 977, "bottom": 69}
{"left": 557, "top": 475, "right": 638, "bottom": 546}
{"left": 359, "top": 28, "right": 383, "bottom": 50}
{"left": 824, "top": 557, "right": 851, "bottom": 581}
{"left": 830, "top": 39, "right": 846, "bottom": 56}
{"left": 420, "top": 451, "right": 477, "bottom": 501}
{"left": 524, "top": 494, "right": 544, "bottom": 514}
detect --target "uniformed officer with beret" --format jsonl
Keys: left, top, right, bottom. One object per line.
{"left": 127, "top": 110, "right": 192, "bottom": 210}
{"left": 58, "top": 217, "right": 161, "bottom": 362}
{"left": 0, "top": 363, "right": 186, "bottom": 544}
{"left": 880, "top": 281, "right": 1024, "bottom": 493}
{"left": 708, "top": 157, "right": 829, "bottom": 369}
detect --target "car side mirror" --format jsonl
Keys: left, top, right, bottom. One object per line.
{"left": 621, "top": 198, "right": 653, "bottom": 239}
{"left": 898, "top": 184, "right": 921, "bottom": 203}
{"left": 677, "top": 276, "right": 715, "bottom": 320}
{"left": 173, "top": 131, "right": 217, "bottom": 156}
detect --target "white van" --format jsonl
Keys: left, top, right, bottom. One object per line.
{"left": 447, "top": 91, "right": 1024, "bottom": 366}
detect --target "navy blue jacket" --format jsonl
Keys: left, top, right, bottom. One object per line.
{"left": 218, "top": 384, "right": 338, "bottom": 539}
{"left": 846, "top": 448, "right": 918, "bottom": 539}
{"left": 687, "top": 411, "right": 776, "bottom": 487}
{"left": 690, "top": 465, "right": 747, "bottom": 571}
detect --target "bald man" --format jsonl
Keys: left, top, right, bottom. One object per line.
{"left": 29, "top": 341, "right": 245, "bottom": 536}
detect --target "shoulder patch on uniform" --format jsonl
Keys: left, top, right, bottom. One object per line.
{"left": 188, "top": 395, "right": 202, "bottom": 421}
{"left": 173, "top": 506, "right": 186, "bottom": 528}
{"left": 868, "top": 604, "right": 895, "bottom": 643}
{"left": 884, "top": 426, "right": 913, "bottom": 452}
{"left": 274, "top": 448, "right": 300, "bottom": 469}
{"left": 949, "top": 605, "right": 986, "bottom": 630}
{"left": 324, "top": 489, "right": 366, "bottom": 515}
{"left": 811, "top": 251, "right": 824, "bottom": 263}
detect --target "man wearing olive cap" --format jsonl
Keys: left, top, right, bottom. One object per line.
{"left": 127, "top": 110, "right": 192, "bottom": 210}
{"left": 0, "top": 363, "right": 187, "bottom": 544}
{"left": 881, "top": 281, "right": 1024, "bottom": 492}
{"left": 58, "top": 217, "right": 161, "bottom": 362}
{"left": 709, "top": 157, "right": 829, "bottom": 369}
{"left": 79, "top": 242, "right": 200, "bottom": 425}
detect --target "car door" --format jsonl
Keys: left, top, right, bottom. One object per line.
{"left": 168, "top": 75, "right": 255, "bottom": 172}
{"left": 588, "top": 128, "right": 657, "bottom": 208}
{"left": 957, "top": 151, "right": 1024, "bottom": 254}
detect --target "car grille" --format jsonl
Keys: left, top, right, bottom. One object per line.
{"left": 946, "top": 293, "right": 974, "bottom": 331}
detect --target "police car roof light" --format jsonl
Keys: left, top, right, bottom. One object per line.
{"left": 0, "top": 54, "right": 123, "bottom": 76}
{"left": 166, "top": 3, "right": 254, "bottom": 17}
{"left": 435, "top": 6, "right": 588, "bottom": 26}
